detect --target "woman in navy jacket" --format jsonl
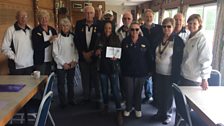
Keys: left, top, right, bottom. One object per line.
{"left": 121, "top": 22, "right": 153, "bottom": 118}
{"left": 32, "top": 9, "right": 57, "bottom": 75}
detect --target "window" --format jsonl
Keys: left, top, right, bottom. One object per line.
{"left": 186, "top": 4, "right": 217, "bottom": 44}
{"left": 163, "top": 8, "right": 178, "bottom": 19}
{"left": 153, "top": 11, "right": 159, "bottom": 24}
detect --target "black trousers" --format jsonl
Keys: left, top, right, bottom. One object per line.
{"left": 57, "top": 68, "right": 75, "bottom": 105}
{"left": 79, "top": 61, "right": 101, "bottom": 101}
{"left": 155, "top": 73, "right": 173, "bottom": 118}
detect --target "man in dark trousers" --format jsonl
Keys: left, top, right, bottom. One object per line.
{"left": 74, "top": 5, "right": 102, "bottom": 106}
{"left": 141, "top": 9, "right": 163, "bottom": 106}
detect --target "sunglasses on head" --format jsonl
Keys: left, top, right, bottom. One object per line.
{"left": 130, "top": 28, "right": 139, "bottom": 31}
{"left": 162, "top": 25, "right": 172, "bottom": 28}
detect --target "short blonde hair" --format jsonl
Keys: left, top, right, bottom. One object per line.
{"left": 60, "top": 18, "right": 71, "bottom": 27}
{"left": 162, "top": 17, "right": 176, "bottom": 28}
{"left": 37, "top": 9, "right": 50, "bottom": 21}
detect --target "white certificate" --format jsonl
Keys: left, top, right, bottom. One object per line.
{"left": 106, "top": 47, "right": 122, "bottom": 59}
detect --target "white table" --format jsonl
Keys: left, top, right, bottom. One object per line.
{"left": 180, "top": 86, "right": 224, "bottom": 126}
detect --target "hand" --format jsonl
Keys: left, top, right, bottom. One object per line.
{"left": 63, "top": 63, "right": 70, "bottom": 70}
{"left": 70, "top": 61, "right": 77, "bottom": 68}
{"left": 95, "top": 49, "right": 101, "bottom": 56}
{"left": 200, "top": 79, "right": 208, "bottom": 90}
{"left": 49, "top": 35, "right": 58, "bottom": 43}
{"left": 83, "top": 51, "right": 94, "bottom": 62}
{"left": 111, "top": 57, "right": 117, "bottom": 61}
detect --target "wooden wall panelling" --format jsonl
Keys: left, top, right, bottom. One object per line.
{"left": 37, "top": 0, "right": 55, "bottom": 27}
{"left": 0, "top": 0, "right": 34, "bottom": 74}
{"left": 70, "top": 1, "right": 105, "bottom": 27}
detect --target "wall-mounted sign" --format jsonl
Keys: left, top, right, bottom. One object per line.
{"left": 73, "top": 3, "right": 82, "bottom": 9}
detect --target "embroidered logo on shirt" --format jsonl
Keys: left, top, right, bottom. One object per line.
{"left": 125, "top": 44, "right": 129, "bottom": 48}
{"left": 141, "top": 44, "right": 146, "bottom": 48}
{"left": 37, "top": 33, "right": 42, "bottom": 36}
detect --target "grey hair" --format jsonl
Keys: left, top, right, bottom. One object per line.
{"left": 60, "top": 18, "right": 71, "bottom": 27}
{"left": 37, "top": 9, "right": 50, "bottom": 21}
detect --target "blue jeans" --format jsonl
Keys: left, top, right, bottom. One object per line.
{"left": 100, "top": 73, "right": 121, "bottom": 110}
{"left": 144, "top": 76, "right": 153, "bottom": 98}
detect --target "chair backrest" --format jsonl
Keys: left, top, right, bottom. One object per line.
{"left": 43, "top": 72, "right": 55, "bottom": 96}
{"left": 172, "top": 83, "right": 193, "bottom": 126}
{"left": 34, "top": 91, "right": 53, "bottom": 126}
{"left": 208, "top": 69, "right": 221, "bottom": 86}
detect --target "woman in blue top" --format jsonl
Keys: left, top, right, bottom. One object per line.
{"left": 121, "top": 22, "right": 152, "bottom": 118}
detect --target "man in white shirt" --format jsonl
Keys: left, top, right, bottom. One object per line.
{"left": 2, "top": 10, "right": 33, "bottom": 75}
{"left": 116, "top": 11, "right": 133, "bottom": 42}
{"left": 173, "top": 13, "right": 190, "bottom": 43}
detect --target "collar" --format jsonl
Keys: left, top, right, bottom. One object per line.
{"left": 83, "top": 19, "right": 98, "bottom": 27}
{"left": 14, "top": 22, "right": 31, "bottom": 31}
{"left": 179, "top": 27, "right": 187, "bottom": 33}
{"left": 142, "top": 23, "right": 155, "bottom": 29}
{"left": 61, "top": 31, "right": 71, "bottom": 37}
{"left": 118, "top": 25, "right": 129, "bottom": 33}
{"left": 164, "top": 32, "right": 175, "bottom": 41}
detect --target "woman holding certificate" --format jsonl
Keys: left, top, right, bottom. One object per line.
{"left": 95, "top": 21, "right": 123, "bottom": 126}
{"left": 121, "top": 22, "right": 152, "bottom": 118}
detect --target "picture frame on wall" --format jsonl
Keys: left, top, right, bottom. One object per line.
{"left": 84, "top": 2, "right": 92, "bottom": 7}
{"left": 73, "top": 3, "right": 82, "bottom": 9}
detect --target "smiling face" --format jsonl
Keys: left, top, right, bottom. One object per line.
{"left": 39, "top": 16, "right": 49, "bottom": 27}
{"left": 162, "top": 22, "right": 174, "bottom": 36}
{"left": 104, "top": 22, "right": 112, "bottom": 37}
{"left": 174, "top": 13, "right": 184, "bottom": 31}
{"left": 188, "top": 19, "right": 201, "bottom": 33}
{"left": 16, "top": 11, "right": 28, "bottom": 27}
{"left": 61, "top": 24, "right": 70, "bottom": 34}
{"left": 84, "top": 6, "right": 95, "bottom": 22}
{"left": 122, "top": 12, "right": 133, "bottom": 27}
{"left": 187, "top": 14, "right": 202, "bottom": 34}
{"left": 162, "top": 18, "right": 175, "bottom": 37}
{"left": 144, "top": 11, "right": 154, "bottom": 24}
{"left": 130, "top": 23, "right": 140, "bottom": 38}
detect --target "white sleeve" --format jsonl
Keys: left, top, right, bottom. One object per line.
{"left": 1, "top": 27, "right": 16, "bottom": 60}
{"left": 197, "top": 36, "right": 213, "bottom": 79}
{"left": 52, "top": 36, "right": 65, "bottom": 66}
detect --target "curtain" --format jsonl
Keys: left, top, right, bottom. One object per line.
{"left": 212, "top": 0, "right": 224, "bottom": 85}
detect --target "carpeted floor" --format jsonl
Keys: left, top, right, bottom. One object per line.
{"left": 45, "top": 82, "right": 175, "bottom": 126}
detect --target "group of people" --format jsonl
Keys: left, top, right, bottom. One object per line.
{"left": 1, "top": 5, "right": 212, "bottom": 126}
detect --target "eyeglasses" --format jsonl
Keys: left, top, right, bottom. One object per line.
{"left": 123, "top": 17, "right": 131, "bottom": 20}
{"left": 130, "top": 28, "right": 139, "bottom": 32}
{"left": 162, "top": 25, "right": 172, "bottom": 28}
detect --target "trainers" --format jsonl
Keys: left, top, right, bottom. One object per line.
{"left": 162, "top": 117, "right": 172, "bottom": 125}
{"left": 135, "top": 111, "right": 142, "bottom": 118}
{"left": 123, "top": 111, "right": 130, "bottom": 117}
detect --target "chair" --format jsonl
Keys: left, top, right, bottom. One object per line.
{"left": 11, "top": 72, "right": 56, "bottom": 125}
{"left": 34, "top": 91, "right": 53, "bottom": 126}
{"left": 172, "top": 83, "right": 208, "bottom": 126}
{"left": 208, "top": 69, "right": 221, "bottom": 86}
{"left": 27, "top": 72, "right": 56, "bottom": 126}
